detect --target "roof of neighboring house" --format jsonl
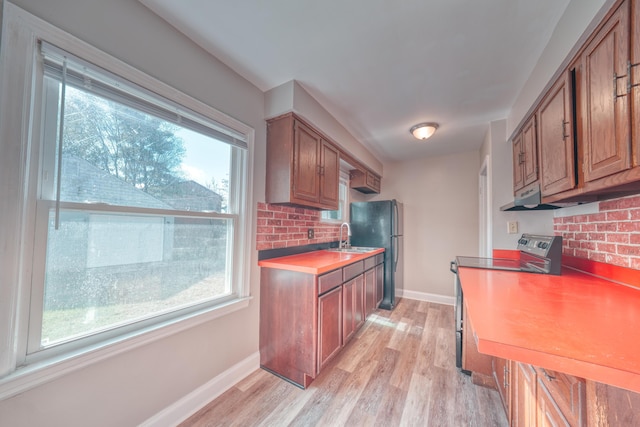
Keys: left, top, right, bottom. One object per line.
{"left": 61, "top": 155, "right": 222, "bottom": 212}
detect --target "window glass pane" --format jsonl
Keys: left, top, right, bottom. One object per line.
{"left": 57, "top": 82, "right": 230, "bottom": 212}
{"left": 321, "top": 178, "right": 347, "bottom": 221}
{"left": 41, "top": 210, "right": 231, "bottom": 347}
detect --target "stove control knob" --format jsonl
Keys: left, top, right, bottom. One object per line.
{"left": 541, "top": 242, "right": 549, "bottom": 249}
{"left": 519, "top": 238, "right": 528, "bottom": 245}
{"left": 537, "top": 242, "right": 544, "bottom": 248}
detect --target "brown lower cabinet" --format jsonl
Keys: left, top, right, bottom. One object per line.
{"left": 493, "top": 358, "right": 640, "bottom": 426}
{"left": 260, "top": 253, "right": 383, "bottom": 388}
{"left": 496, "top": 360, "right": 584, "bottom": 427}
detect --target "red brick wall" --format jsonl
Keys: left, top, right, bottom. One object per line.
{"left": 553, "top": 195, "right": 640, "bottom": 269}
{"left": 256, "top": 202, "right": 341, "bottom": 250}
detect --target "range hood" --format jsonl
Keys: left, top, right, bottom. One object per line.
{"left": 500, "top": 183, "right": 578, "bottom": 211}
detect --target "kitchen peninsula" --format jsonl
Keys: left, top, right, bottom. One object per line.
{"left": 459, "top": 257, "right": 640, "bottom": 425}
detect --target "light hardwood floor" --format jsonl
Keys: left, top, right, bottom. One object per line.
{"left": 180, "top": 298, "right": 508, "bottom": 427}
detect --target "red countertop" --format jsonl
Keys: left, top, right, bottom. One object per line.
{"left": 459, "top": 265, "right": 640, "bottom": 393}
{"left": 258, "top": 248, "right": 385, "bottom": 275}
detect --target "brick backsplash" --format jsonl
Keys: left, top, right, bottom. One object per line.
{"left": 256, "top": 202, "right": 341, "bottom": 250}
{"left": 553, "top": 195, "right": 640, "bottom": 269}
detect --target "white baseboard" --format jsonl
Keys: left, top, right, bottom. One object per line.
{"left": 140, "top": 351, "right": 260, "bottom": 427}
{"left": 397, "top": 289, "right": 455, "bottom": 306}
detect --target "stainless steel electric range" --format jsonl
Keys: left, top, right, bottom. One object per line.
{"left": 449, "top": 234, "right": 563, "bottom": 372}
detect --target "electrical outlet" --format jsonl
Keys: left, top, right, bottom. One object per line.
{"left": 507, "top": 221, "right": 519, "bottom": 234}
{"left": 307, "top": 228, "right": 314, "bottom": 239}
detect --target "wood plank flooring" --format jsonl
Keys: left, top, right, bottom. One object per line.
{"left": 180, "top": 298, "right": 508, "bottom": 427}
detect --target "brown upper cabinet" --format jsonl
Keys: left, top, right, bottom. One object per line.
{"left": 512, "top": 116, "right": 539, "bottom": 193}
{"left": 512, "top": 0, "right": 640, "bottom": 203}
{"left": 633, "top": 0, "right": 640, "bottom": 167}
{"left": 350, "top": 168, "right": 381, "bottom": 194}
{"left": 266, "top": 113, "right": 340, "bottom": 210}
{"left": 538, "top": 70, "right": 576, "bottom": 197}
{"left": 580, "top": 0, "right": 631, "bottom": 183}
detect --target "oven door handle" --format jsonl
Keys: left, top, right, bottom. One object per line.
{"left": 450, "top": 261, "right": 458, "bottom": 274}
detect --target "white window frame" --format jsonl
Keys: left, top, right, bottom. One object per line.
{"left": 0, "top": 4, "right": 254, "bottom": 400}
{"left": 321, "top": 171, "right": 350, "bottom": 223}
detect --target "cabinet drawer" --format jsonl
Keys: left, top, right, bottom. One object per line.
{"left": 536, "top": 367, "right": 585, "bottom": 426}
{"left": 375, "top": 253, "right": 384, "bottom": 265}
{"left": 343, "top": 261, "right": 364, "bottom": 282}
{"left": 318, "top": 269, "right": 343, "bottom": 295}
{"left": 364, "top": 256, "right": 376, "bottom": 271}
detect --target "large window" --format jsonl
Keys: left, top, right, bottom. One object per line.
{"left": 0, "top": 20, "right": 252, "bottom": 379}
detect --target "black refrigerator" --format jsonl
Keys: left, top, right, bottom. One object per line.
{"left": 350, "top": 200, "right": 403, "bottom": 310}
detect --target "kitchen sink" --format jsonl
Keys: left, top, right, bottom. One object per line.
{"left": 326, "top": 246, "right": 379, "bottom": 254}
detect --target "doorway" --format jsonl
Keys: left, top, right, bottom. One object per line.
{"left": 479, "top": 155, "right": 492, "bottom": 257}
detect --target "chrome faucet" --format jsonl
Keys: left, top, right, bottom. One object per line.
{"left": 339, "top": 222, "right": 352, "bottom": 249}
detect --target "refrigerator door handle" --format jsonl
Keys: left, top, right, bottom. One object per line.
{"left": 393, "top": 201, "right": 399, "bottom": 236}
{"left": 392, "top": 235, "right": 399, "bottom": 272}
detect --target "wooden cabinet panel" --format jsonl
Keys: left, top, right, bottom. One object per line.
{"left": 632, "top": 0, "right": 640, "bottom": 168}
{"left": 259, "top": 268, "right": 317, "bottom": 388}
{"left": 342, "top": 278, "right": 355, "bottom": 343}
{"left": 513, "top": 363, "right": 537, "bottom": 427}
{"left": 318, "top": 140, "right": 340, "bottom": 207}
{"left": 318, "top": 285, "right": 342, "bottom": 371}
{"left": 342, "top": 275, "right": 364, "bottom": 344}
{"left": 512, "top": 116, "right": 539, "bottom": 194}
{"left": 537, "top": 367, "right": 586, "bottom": 426}
{"left": 581, "top": 0, "right": 631, "bottom": 183}
{"left": 539, "top": 71, "right": 576, "bottom": 196}
{"left": 343, "top": 260, "right": 364, "bottom": 282}
{"left": 513, "top": 132, "right": 525, "bottom": 191}
{"left": 493, "top": 358, "right": 511, "bottom": 423}
{"left": 318, "top": 268, "right": 342, "bottom": 295}
{"left": 364, "top": 268, "right": 376, "bottom": 317}
{"left": 522, "top": 117, "right": 539, "bottom": 187}
{"left": 354, "top": 274, "right": 365, "bottom": 331}
{"left": 375, "top": 262, "right": 384, "bottom": 308}
{"left": 586, "top": 380, "right": 640, "bottom": 426}
{"left": 292, "top": 120, "right": 321, "bottom": 203}
{"left": 538, "top": 377, "right": 571, "bottom": 427}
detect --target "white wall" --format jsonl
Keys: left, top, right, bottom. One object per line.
{"left": 508, "top": 0, "right": 613, "bottom": 136}
{"left": 482, "top": 120, "right": 554, "bottom": 251}
{"left": 0, "top": 0, "right": 265, "bottom": 425}
{"left": 380, "top": 151, "right": 479, "bottom": 298}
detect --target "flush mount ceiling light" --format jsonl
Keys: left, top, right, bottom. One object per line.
{"left": 410, "top": 122, "right": 439, "bottom": 140}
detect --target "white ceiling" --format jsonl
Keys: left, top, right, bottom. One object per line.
{"left": 140, "top": 0, "right": 571, "bottom": 163}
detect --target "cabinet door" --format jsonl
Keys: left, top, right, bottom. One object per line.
{"left": 375, "top": 263, "right": 384, "bottom": 308}
{"left": 538, "top": 378, "right": 571, "bottom": 427}
{"left": 292, "top": 120, "right": 321, "bottom": 203}
{"left": 632, "top": 0, "right": 640, "bottom": 167}
{"left": 537, "top": 367, "right": 586, "bottom": 426}
{"left": 539, "top": 72, "right": 576, "bottom": 196}
{"left": 364, "top": 268, "right": 376, "bottom": 317}
{"left": 318, "top": 286, "right": 342, "bottom": 371}
{"left": 522, "top": 117, "right": 539, "bottom": 187}
{"left": 354, "top": 274, "right": 365, "bottom": 330}
{"left": 582, "top": 0, "right": 631, "bottom": 183}
{"left": 513, "top": 363, "right": 537, "bottom": 427}
{"left": 318, "top": 140, "right": 340, "bottom": 208}
{"left": 342, "top": 279, "right": 355, "bottom": 343}
{"left": 493, "top": 358, "right": 511, "bottom": 422}
{"left": 513, "top": 132, "right": 525, "bottom": 191}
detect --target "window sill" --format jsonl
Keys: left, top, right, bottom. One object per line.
{"left": 0, "top": 296, "right": 252, "bottom": 401}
